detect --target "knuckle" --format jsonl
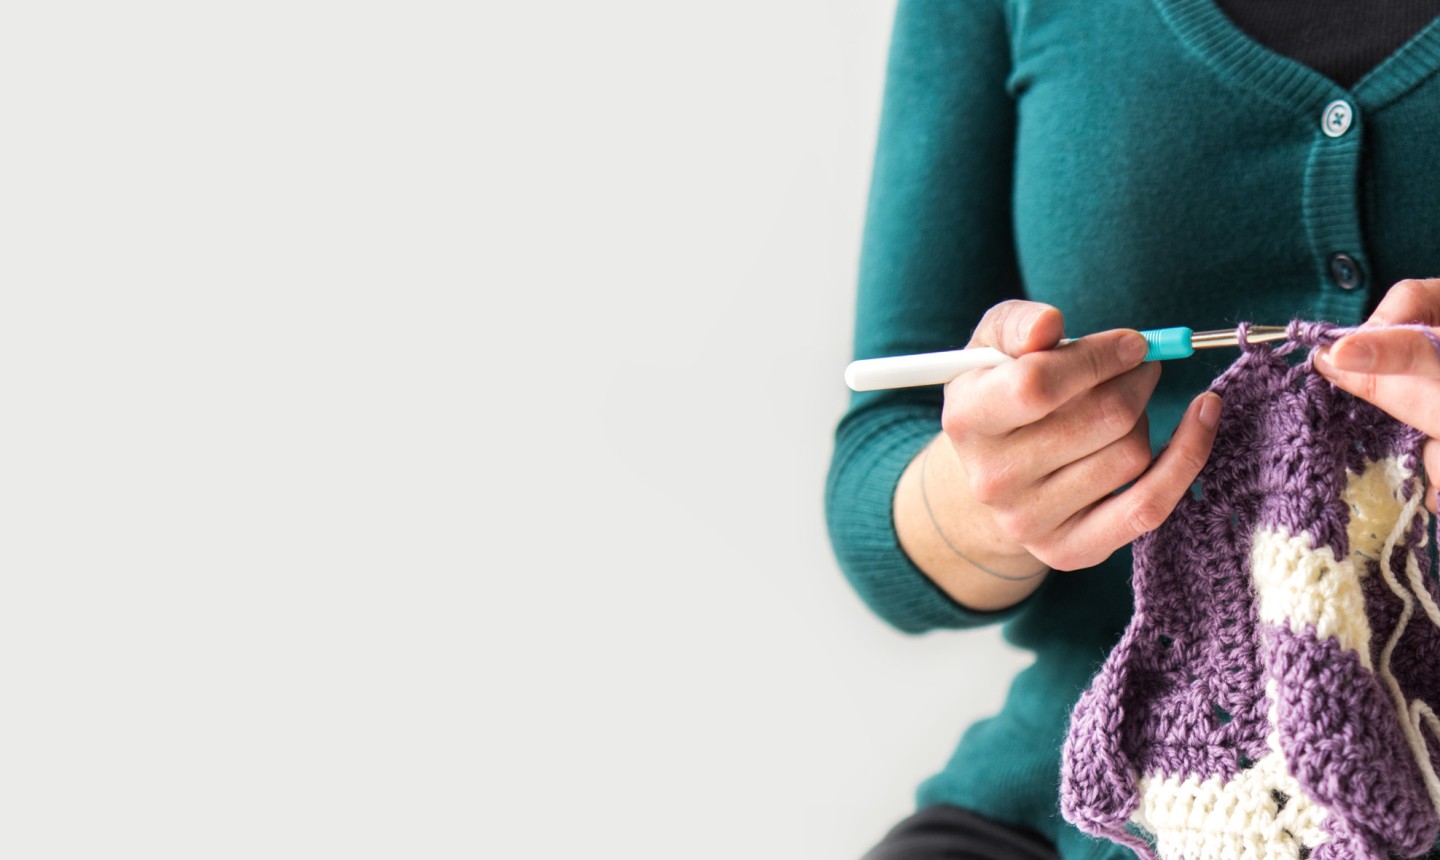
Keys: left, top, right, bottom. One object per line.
{"left": 1012, "top": 365, "right": 1055, "bottom": 413}
{"left": 1036, "top": 545, "right": 1083, "bottom": 572}
{"left": 968, "top": 469, "right": 1002, "bottom": 505}
{"left": 1175, "top": 444, "right": 1210, "bottom": 480}
{"left": 1084, "top": 343, "right": 1112, "bottom": 383}
{"left": 967, "top": 461, "right": 1017, "bottom": 505}
{"left": 1385, "top": 279, "right": 1439, "bottom": 321}
{"left": 1395, "top": 278, "right": 1429, "bottom": 300}
{"left": 994, "top": 508, "right": 1041, "bottom": 544}
{"left": 993, "top": 299, "right": 1027, "bottom": 318}
{"left": 1355, "top": 372, "right": 1381, "bottom": 403}
{"left": 975, "top": 300, "right": 1023, "bottom": 346}
{"left": 1031, "top": 549, "right": 1061, "bottom": 570}
{"left": 940, "top": 402, "right": 970, "bottom": 440}
{"left": 1124, "top": 496, "right": 1170, "bottom": 536}
{"left": 940, "top": 384, "right": 986, "bottom": 440}
{"left": 1098, "top": 391, "right": 1138, "bottom": 437}
{"left": 1118, "top": 438, "right": 1153, "bottom": 481}
{"left": 968, "top": 475, "right": 999, "bottom": 506}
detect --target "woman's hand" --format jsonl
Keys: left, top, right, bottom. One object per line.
{"left": 940, "top": 301, "right": 1222, "bottom": 571}
{"left": 895, "top": 300, "right": 1222, "bottom": 611}
{"left": 1316, "top": 278, "right": 1440, "bottom": 513}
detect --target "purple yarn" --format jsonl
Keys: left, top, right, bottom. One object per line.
{"left": 1267, "top": 626, "right": 1432, "bottom": 842}
{"left": 1061, "top": 321, "right": 1440, "bottom": 859}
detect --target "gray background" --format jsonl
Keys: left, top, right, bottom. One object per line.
{"left": 3, "top": 2, "right": 1028, "bottom": 856}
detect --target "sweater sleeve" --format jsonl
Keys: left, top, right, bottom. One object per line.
{"left": 826, "top": 0, "right": 1030, "bottom": 634}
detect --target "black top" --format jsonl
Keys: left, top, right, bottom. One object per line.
{"left": 1215, "top": 0, "right": 1440, "bottom": 87}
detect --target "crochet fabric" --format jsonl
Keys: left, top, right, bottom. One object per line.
{"left": 1060, "top": 322, "right": 1440, "bottom": 860}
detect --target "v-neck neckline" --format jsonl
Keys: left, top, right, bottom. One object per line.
{"left": 1152, "top": 0, "right": 1440, "bottom": 115}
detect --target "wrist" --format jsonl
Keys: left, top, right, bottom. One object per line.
{"left": 919, "top": 445, "right": 1048, "bottom": 580}
{"left": 894, "top": 436, "right": 1051, "bottom": 611}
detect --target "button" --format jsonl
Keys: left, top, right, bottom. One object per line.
{"left": 1322, "top": 100, "right": 1353, "bottom": 137}
{"left": 1329, "top": 253, "right": 1362, "bottom": 290}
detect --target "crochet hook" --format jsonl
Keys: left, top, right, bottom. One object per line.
{"left": 844, "top": 326, "right": 1289, "bottom": 391}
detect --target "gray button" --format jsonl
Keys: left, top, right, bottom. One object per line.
{"left": 1322, "top": 100, "right": 1353, "bottom": 137}
{"left": 1329, "top": 253, "right": 1362, "bottom": 290}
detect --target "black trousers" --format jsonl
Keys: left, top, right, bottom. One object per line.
{"left": 863, "top": 805, "right": 1059, "bottom": 860}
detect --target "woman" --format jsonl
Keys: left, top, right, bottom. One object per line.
{"left": 826, "top": 0, "right": 1440, "bottom": 856}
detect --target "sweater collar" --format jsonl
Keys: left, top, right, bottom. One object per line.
{"left": 1152, "top": 0, "right": 1440, "bottom": 114}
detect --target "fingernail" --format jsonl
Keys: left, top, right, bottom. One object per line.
{"left": 1020, "top": 315, "right": 1035, "bottom": 343}
{"left": 1119, "top": 333, "right": 1148, "bottom": 364}
{"left": 1333, "top": 341, "right": 1376, "bottom": 372}
{"left": 1197, "top": 393, "right": 1221, "bottom": 430}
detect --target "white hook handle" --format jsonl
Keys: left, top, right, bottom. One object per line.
{"left": 844, "top": 347, "right": 1011, "bottom": 391}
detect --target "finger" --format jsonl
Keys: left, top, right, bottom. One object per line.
{"left": 960, "top": 367, "right": 1156, "bottom": 514}
{"left": 1425, "top": 438, "right": 1440, "bottom": 515}
{"left": 1316, "top": 327, "right": 1440, "bottom": 376}
{"left": 1003, "top": 362, "right": 1161, "bottom": 476}
{"left": 1315, "top": 366, "right": 1440, "bottom": 437}
{"left": 952, "top": 329, "right": 1151, "bottom": 435}
{"left": 1037, "top": 392, "right": 1221, "bottom": 571}
{"left": 1369, "top": 278, "right": 1440, "bottom": 326}
{"left": 968, "top": 408, "right": 1153, "bottom": 526}
{"left": 999, "top": 416, "right": 1154, "bottom": 544}
{"left": 967, "top": 300, "right": 1065, "bottom": 357}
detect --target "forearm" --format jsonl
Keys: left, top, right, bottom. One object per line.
{"left": 826, "top": 0, "right": 1033, "bottom": 633}
{"left": 894, "top": 433, "right": 1049, "bottom": 611}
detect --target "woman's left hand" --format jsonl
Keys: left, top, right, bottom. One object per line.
{"left": 1316, "top": 278, "right": 1440, "bottom": 513}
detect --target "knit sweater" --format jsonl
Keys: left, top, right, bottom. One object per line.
{"left": 825, "top": 1, "right": 1440, "bottom": 858}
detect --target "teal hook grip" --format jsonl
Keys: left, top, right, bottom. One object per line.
{"left": 1140, "top": 326, "right": 1194, "bottom": 361}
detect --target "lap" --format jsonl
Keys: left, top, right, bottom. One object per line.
{"left": 863, "top": 805, "right": 1059, "bottom": 860}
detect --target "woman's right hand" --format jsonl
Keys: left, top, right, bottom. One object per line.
{"left": 940, "top": 300, "right": 1222, "bottom": 573}
{"left": 894, "top": 301, "right": 1222, "bottom": 610}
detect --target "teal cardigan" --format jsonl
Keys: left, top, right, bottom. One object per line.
{"left": 825, "top": 0, "right": 1440, "bottom": 856}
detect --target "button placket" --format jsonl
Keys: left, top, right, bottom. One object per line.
{"left": 1305, "top": 96, "right": 1368, "bottom": 322}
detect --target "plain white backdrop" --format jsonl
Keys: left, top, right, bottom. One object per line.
{"left": 2, "top": 2, "right": 1028, "bottom": 857}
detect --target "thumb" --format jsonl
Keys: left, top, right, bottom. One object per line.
{"left": 969, "top": 301, "right": 1065, "bottom": 357}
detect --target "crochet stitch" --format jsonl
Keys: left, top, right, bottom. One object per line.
{"left": 1060, "top": 321, "right": 1440, "bottom": 860}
